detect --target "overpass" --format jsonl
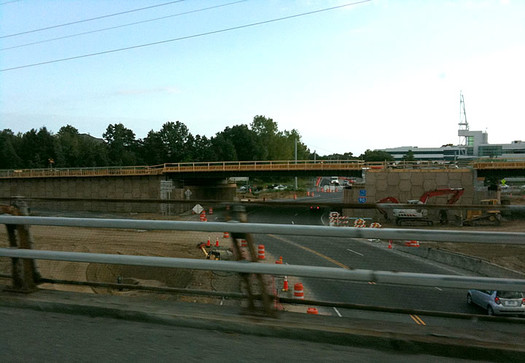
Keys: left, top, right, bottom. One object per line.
{"left": 1, "top": 159, "right": 525, "bottom": 180}
{"left": 1, "top": 159, "right": 524, "bottom": 215}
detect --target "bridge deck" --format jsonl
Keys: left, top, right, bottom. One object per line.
{"left": 0, "top": 159, "right": 524, "bottom": 179}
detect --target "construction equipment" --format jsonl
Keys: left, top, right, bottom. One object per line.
{"left": 463, "top": 199, "right": 502, "bottom": 226}
{"left": 196, "top": 243, "right": 221, "bottom": 260}
{"left": 377, "top": 188, "right": 464, "bottom": 226}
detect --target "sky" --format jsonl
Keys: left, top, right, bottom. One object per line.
{"left": 1, "top": 0, "right": 524, "bottom": 157}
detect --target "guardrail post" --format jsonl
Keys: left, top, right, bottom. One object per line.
{"left": 230, "top": 205, "right": 276, "bottom": 317}
{"left": 4, "top": 198, "right": 40, "bottom": 292}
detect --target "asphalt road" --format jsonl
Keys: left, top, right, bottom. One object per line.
{"left": 240, "top": 189, "right": 525, "bottom": 333}
{"left": 0, "top": 306, "right": 475, "bottom": 363}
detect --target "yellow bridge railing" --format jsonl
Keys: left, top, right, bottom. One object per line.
{"left": 0, "top": 159, "right": 524, "bottom": 179}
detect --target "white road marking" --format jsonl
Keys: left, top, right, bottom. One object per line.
{"left": 434, "top": 287, "right": 443, "bottom": 291}
{"left": 333, "top": 307, "right": 342, "bottom": 317}
{"left": 346, "top": 248, "right": 364, "bottom": 256}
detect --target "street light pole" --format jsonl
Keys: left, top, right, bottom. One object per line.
{"left": 294, "top": 138, "right": 298, "bottom": 190}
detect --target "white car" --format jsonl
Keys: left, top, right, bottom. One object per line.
{"left": 467, "top": 290, "right": 525, "bottom": 316}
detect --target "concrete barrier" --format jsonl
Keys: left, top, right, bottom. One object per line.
{"left": 397, "top": 246, "right": 525, "bottom": 279}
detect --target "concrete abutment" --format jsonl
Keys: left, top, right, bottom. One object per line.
{"left": 0, "top": 176, "right": 236, "bottom": 215}
{"left": 343, "top": 169, "right": 493, "bottom": 222}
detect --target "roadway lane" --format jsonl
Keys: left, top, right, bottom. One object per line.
{"left": 241, "top": 190, "right": 484, "bottom": 316}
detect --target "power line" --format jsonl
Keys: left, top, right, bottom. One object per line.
{"left": 0, "top": 0, "right": 21, "bottom": 5}
{"left": 0, "top": 0, "right": 185, "bottom": 39}
{"left": 0, "top": 0, "right": 370, "bottom": 72}
{"left": 0, "top": 1, "right": 246, "bottom": 51}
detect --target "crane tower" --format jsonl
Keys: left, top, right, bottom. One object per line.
{"left": 458, "top": 91, "right": 469, "bottom": 146}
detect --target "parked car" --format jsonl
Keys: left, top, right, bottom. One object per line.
{"left": 467, "top": 290, "right": 525, "bottom": 316}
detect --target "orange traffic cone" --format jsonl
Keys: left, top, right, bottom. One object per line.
{"left": 388, "top": 240, "right": 393, "bottom": 249}
{"left": 257, "top": 245, "right": 265, "bottom": 260}
{"left": 223, "top": 232, "right": 230, "bottom": 238}
{"left": 282, "top": 276, "right": 289, "bottom": 292}
{"left": 215, "top": 238, "right": 219, "bottom": 247}
{"left": 206, "top": 237, "right": 211, "bottom": 248}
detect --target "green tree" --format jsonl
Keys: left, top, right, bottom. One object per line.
{"left": 158, "top": 121, "right": 191, "bottom": 163}
{"left": 185, "top": 134, "right": 215, "bottom": 162}
{"left": 55, "top": 125, "right": 82, "bottom": 167}
{"left": 77, "top": 134, "right": 108, "bottom": 167}
{"left": 0, "top": 129, "right": 22, "bottom": 169}
{"left": 18, "top": 129, "right": 40, "bottom": 167}
{"left": 250, "top": 115, "right": 306, "bottom": 160}
{"left": 401, "top": 150, "right": 416, "bottom": 162}
{"left": 103, "top": 123, "right": 138, "bottom": 166}
{"left": 319, "top": 152, "right": 356, "bottom": 160}
{"left": 359, "top": 149, "right": 394, "bottom": 162}
{"left": 283, "top": 129, "right": 311, "bottom": 160}
{"left": 141, "top": 130, "right": 165, "bottom": 165}
{"left": 250, "top": 115, "right": 279, "bottom": 160}
{"left": 219, "top": 125, "right": 260, "bottom": 161}
{"left": 210, "top": 133, "right": 237, "bottom": 161}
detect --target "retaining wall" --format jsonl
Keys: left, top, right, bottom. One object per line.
{"left": 397, "top": 245, "right": 525, "bottom": 279}
{"left": 0, "top": 176, "right": 235, "bottom": 214}
{"left": 343, "top": 169, "right": 478, "bottom": 221}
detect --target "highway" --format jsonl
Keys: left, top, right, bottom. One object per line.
{"left": 235, "top": 188, "right": 525, "bottom": 334}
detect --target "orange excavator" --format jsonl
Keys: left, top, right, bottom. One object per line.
{"left": 377, "top": 188, "right": 464, "bottom": 226}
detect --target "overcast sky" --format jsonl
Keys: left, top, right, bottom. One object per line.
{"left": 1, "top": 0, "right": 524, "bottom": 156}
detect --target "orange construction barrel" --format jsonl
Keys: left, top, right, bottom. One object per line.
{"left": 294, "top": 283, "right": 304, "bottom": 299}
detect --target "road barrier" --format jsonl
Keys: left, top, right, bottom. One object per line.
{"left": 282, "top": 276, "right": 289, "bottom": 292}
{"left": 257, "top": 245, "right": 265, "bottom": 260}
{"left": 307, "top": 307, "right": 319, "bottom": 314}
{"left": 0, "top": 216, "right": 525, "bottom": 293}
{"left": 294, "top": 283, "right": 304, "bottom": 299}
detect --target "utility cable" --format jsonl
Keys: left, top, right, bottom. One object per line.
{"left": 0, "top": 0, "right": 21, "bottom": 5}
{"left": 0, "top": 0, "right": 370, "bottom": 72}
{"left": 0, "top": 0, "right": 184, "bottom": 39}
{"left": 1, "top": 1, "right": 246, "bottom": 51}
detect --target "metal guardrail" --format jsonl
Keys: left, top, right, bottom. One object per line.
{"left": 1, "top": 216, "right": 525, "bottom": 244}
{"left": 1, "top": 248, "right": 524, "bottom": 291}
{"left": 2, "top": 158, "right": 524, "bottom": 179}
{"left": 1, "top": 216, "right": 525, "bottom": 292}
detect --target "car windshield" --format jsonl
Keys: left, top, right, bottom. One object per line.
{"left": 496, "top": 291, "right": 524, "bottom": 299}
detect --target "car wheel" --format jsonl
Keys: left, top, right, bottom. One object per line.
{"left": 467, "top": 293, "right": 473, "bottom": 305}
{"left": 487, "top": 306, "right": 494, "bottom": 316}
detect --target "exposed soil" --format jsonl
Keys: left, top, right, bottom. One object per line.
{"left": 0, "top": 215, "right": 242, "bottom": 304}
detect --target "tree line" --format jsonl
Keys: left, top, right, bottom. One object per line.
{"left": 0, "top": 115, "right": 393, "bottom": 169}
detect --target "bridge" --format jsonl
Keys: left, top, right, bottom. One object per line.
{"left": 1, "top": 159, "right": 525, "bottom": 180}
